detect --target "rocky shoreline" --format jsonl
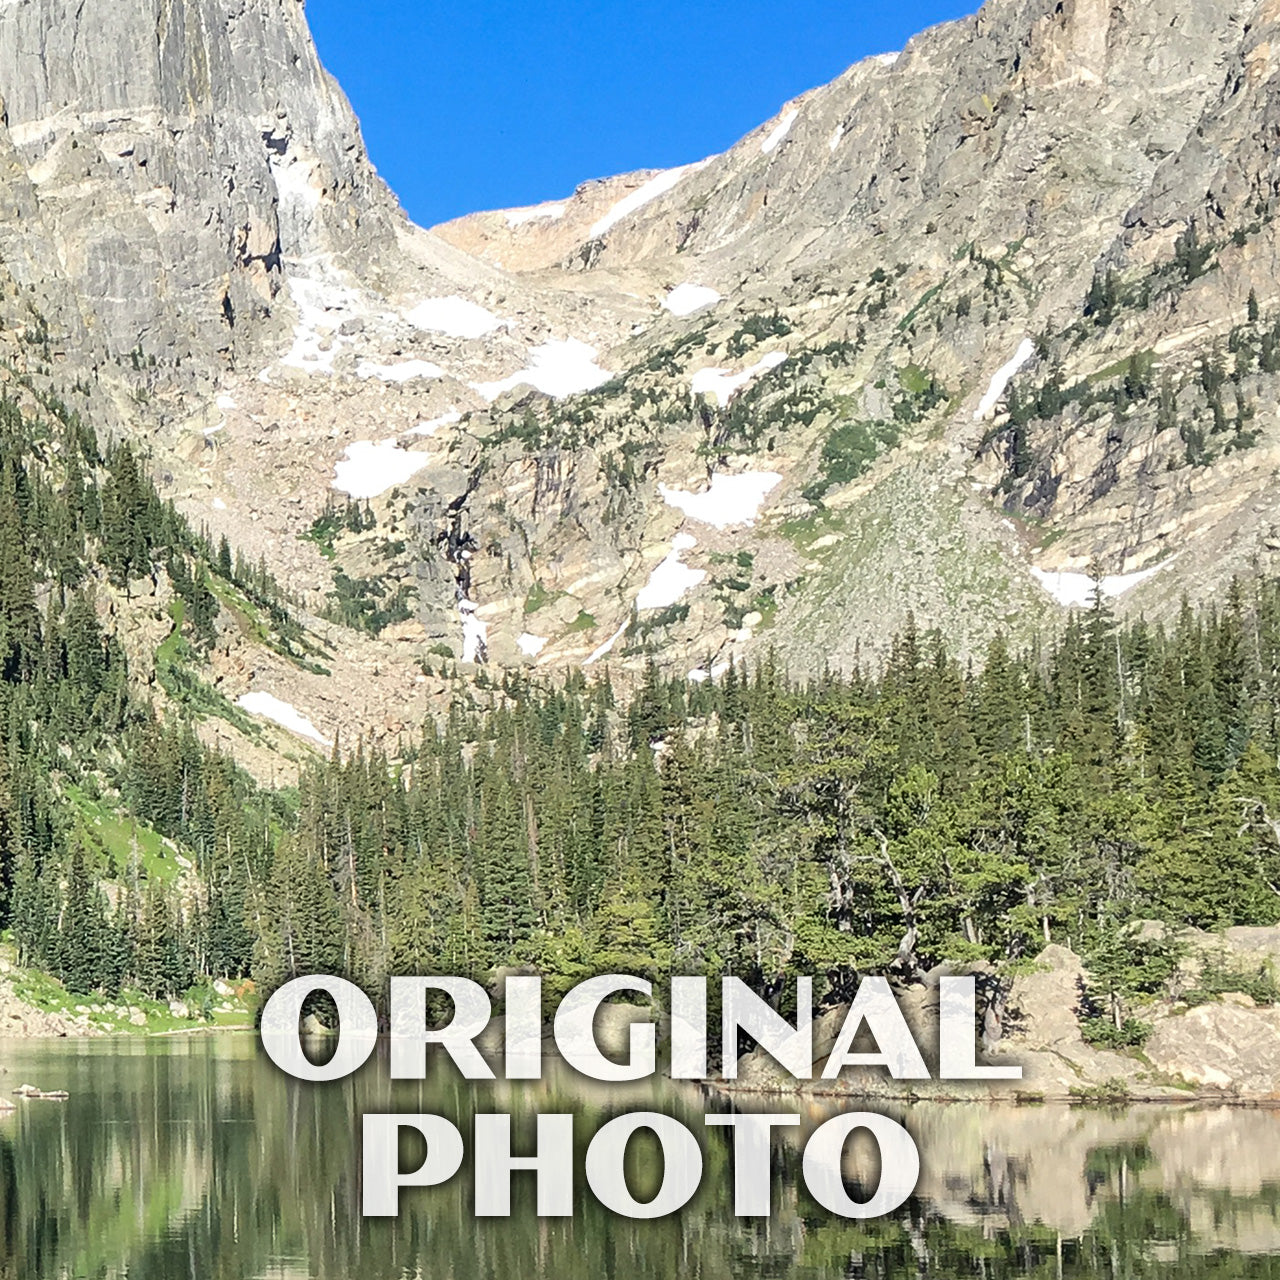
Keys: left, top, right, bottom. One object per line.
{"left": 725, "top": 929, "right": 1280, "bottom": 1104}
{"left": 7, "top": 928, "right": 1280, "bottom": 1106}
{"left": 0, "top": 954, "right": 254, "bottom": 1039}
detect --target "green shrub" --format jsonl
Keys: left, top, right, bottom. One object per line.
{"left": 803, "top": 420, "right": 900, "bottom": 502}
{"left": 725, "top": 311, "right": 792, "bottom": 358}
{"left": 1068, "top": 1078, "right": 1132, "bottom": 1105}
{"left": 1184, "top": 956, "right": 1280, "bottom": 1007}
{"left": 1080, "top": 1016, "right": 1151, "bottom": 1049}
{"left": 323, "top": 572, "right": 415, "bottom": 635}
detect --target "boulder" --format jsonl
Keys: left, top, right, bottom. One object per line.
{"left": 592, "top": 1002, "right": 656, "bottom": 1061}
{"left": 300, "top": 1012, "right": 331, "bottom": 1037}
{"left": 1006, "top": 944, "right": 1088, "bottom": 1049}
{"left": 1145, "top": 1003, "right": 1280, "bottom": 1094}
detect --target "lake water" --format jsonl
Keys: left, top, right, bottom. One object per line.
{"left": 2, "top": 1036, "right": 1280, "bottom": 1278}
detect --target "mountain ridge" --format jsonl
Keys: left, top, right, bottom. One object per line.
{"left": 0, "top": 0, "right": 1279, "bottom": 754}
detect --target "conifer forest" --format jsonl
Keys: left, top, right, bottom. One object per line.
{"left": 4, "top": 383, "right": 1280, "bottom": 1042}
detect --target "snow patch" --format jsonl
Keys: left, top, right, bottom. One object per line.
{"left": 1030, "top": 563, "right": 1168, "bottom": 609}
{"left": 636, "top": 532, "right": 706, "bottom": 610}
{"left": 690, "top": 350, "right": 788, "bottom": 407}
{"left": 410, "top": 411, "right": 462, "bottom": 437}
{"left": 584, "top": 621, "right": 628, "bottom": 666}
{"left": 663, "top": 283, "right": 722, "bottom": 317}
{"left": 356, "top": 358, "right": 445, "bottom": 383}
{"left": 829, "top": 125, "right": 844, "bottom": 152}
{"left": 590, "top": 162, "right": 709, "bottom": 238}
{"left": 406, "top": 296, "right": 504, "bottom": 339}
{"left": 270, "top": 157, "right": 320, "bottom": 213}
{"left": 472, "top": 339, "right": 612, "bottom": 401}
{"left": 688, "top": 663, "right": 730, "bottom": 684}
{"left": 505, "top": 203, "right": 567, "bottom": 227}
{"left": 215, "top": 393, "right": 237, "bottom": 411}
{"left": 459, "top": 599, "right": 487, "bottom": 663}
{"left": 761, "top": 109, "right": 798, "bottom": 155}
{"left": 278, "top": 275, "right": 362, "bottom": 375}
{"left": 211, "top": 497, "right": 227, "bottom": 511}
{"left": 659, "top": 471, "right": 782, "bottom": 529}
{"left": 518, "top": 633, "right": 548, "bottom": 658}
{"left": 236, "top": 691, "right": 328, "bottom": 746}
{"left": 872, "top": 51, "right": 901, "bottom": 67}
{"left": 975, "top": 338, "right": 1036, "bottom": 420}
{"left": 582, "top": 534, "right": 707, "bottom": 665}
{"left": 333, "top": 440, "right": 430, "bottom": 500}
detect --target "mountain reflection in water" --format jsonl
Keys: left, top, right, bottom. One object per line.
{"left": 1, "top": 1036, "right": 1279, "bottom": 1279}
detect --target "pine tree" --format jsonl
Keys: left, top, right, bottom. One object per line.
{"left": 0, "top": 461, "right": 38, "bottom": 681}
{"left": 216, "top": 535, "right": 233, "bottom": 580}
{"left": 57, "top": 843, "right": 106, "bottom": 994}
{"left": 100, "top": 444, "right": 155, "bottom": 586}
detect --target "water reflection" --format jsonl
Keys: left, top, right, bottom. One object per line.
{"left": 0, "top": 1037, "right": 1279, "bottom": 1278}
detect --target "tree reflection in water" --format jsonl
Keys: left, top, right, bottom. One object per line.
{"left": 1, "top": 1039, "right": 1279, "bottom": 1279}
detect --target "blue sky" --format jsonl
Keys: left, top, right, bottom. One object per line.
{"left": 306, "top": 1, "right": 974, "bottom": 228}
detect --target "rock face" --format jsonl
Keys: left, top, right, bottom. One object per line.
{"left": 335, "top": 0, "right": 1280, "bottom": 682}
{"left": 0, "top": 0, "right": 404, "bottom": 373}
{"left": 728, "top": 948, "right": 1152, "bottom": 1102}
{"left": 433, "top": 172, "right": 666, "bottom": 273}
{"left": 7, "top": 0, "right": 1280, "bottom": 745}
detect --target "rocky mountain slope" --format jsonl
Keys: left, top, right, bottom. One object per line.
{"left": 2, "top": 0, "right": 1280, "bottom": 757}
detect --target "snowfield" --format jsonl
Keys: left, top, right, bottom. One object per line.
{"left": 659, "top": 471, "right": 782, "bottom": 528}
{"left": 518, "top": 633, "right": 548, "bottom": 657}
{"left": 505, "top": 203, "right": 567, "bottom": 227}
{"left": 688, "top": 662, "right": 730, "bottom": 684}
{"left": 690, "top": 350, "right": 788, "bottom": 407}
{"left": 410, "top": 411, "right": 462, "bottom": 437}
{"left": 589, "top": 162, "right": 709, "bottom": 238}
{"left": 406, "top": 296, "right": 505, "bottom": 339}
{"left": 472, "top": 338, "right": 612, "bottom": 400}
{"left": 236, "top": 692, "right": 328, "bottom": 746}
{"left": 332, "top": 441, "right": 430, "bottom": 499}
{"left": 761, "top": 108, "right": 799, "bottom": 154}
{"left": 270, "top": 157, "right": 320, "bottom": 214}
{"left": 1030, "top": 563, "right": 1168, "bottom": 608}
{"left": 975, "top": 338, "right": 1037, "bottom": 420}
{"left": 663, "top": 283, "right": 722, "bottom": 316}
{"left": 636, "top": 533, "right": 706, "bottom": 609}
{"left": 586, "top": 535, "right": 708, "bottom": 666}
